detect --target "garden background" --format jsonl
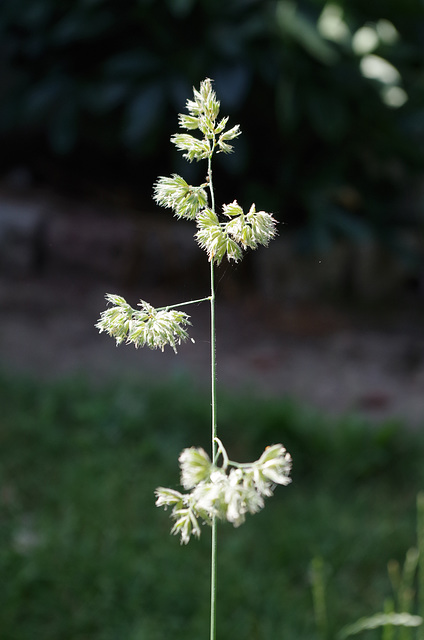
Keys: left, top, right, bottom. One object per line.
{"left": 1, "top": 1, "right": 424, "bottom": 639}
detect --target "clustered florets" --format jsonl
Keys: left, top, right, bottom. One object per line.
{"left": 96, "top": 79, "right": 292, "bottom": 546}
{"left": 96, "top": 78, "right": 278, "bottom": 353}
{"left": 153, "top": 78, "right": 277, "bottom": 265}
{"left": 96, "top": 294, "right": 193, "bottom": 354}
{"left": 155, "top": 442, "right": 292, "bottom": 544}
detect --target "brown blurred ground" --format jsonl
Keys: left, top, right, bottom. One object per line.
{"left": 1, "top": 185, "right": 424, "bottom": 427}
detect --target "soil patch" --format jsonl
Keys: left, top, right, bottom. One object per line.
{"left": 1, "top": 269, "right": 424, "bottom": 427}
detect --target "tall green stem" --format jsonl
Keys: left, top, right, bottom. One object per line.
{"left": 208, "top": 153, "right": 217, "bottom": 462}
{"left": 417, "top": 493, "right": 424, "bottom": 640}
{"left": 208, "top": 153, "right": 218, "bottom": 640}
{"left": 210, "top": 511, "right": 217, "bottom": 640}
{"left": 210, "top": 260, "right": 217, "bottom": 461}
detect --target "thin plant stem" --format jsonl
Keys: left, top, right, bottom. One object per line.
{"left": 210, "top": 511, "right": 217, "bottom": 640}
{"left": 208, "top": 151, "right": 218, "bottom": 640}
{"left": 156, "top": 296, "right": 211, "bottom": 312}
{"left": 209, "top": 258, "right": 217, "bottom": 640}
{"left": 207, "top": 151, "right": 217, "bottom": 462}
{"left": 100, "top": 78, "right": 287, "bottom": 638}
{"left": 209, "top": 261, "right": 217, "bottom": 460}
{"left": 208, "top": 151, "right": 216, "bottom": 214}
{"left": 416, "top": 493, "right": 424, "bottom": 640}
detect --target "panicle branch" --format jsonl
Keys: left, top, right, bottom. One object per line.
{"left": 152, "top": 78, "right": 276, "bottom": 265}
{"left": 195, "top": 201, "right": 278, "bottom": 264}
{"left": 96, "top": 78, "right": 291, "bottom": 556}
{"left": 171, "top": 78, "right": 241, "bottom": 162}
{"left": 96, "top": 294, "right": 193, "bottom": 354}
{"left": 155, "top": 441, "right": 292, "bottom": 544}
{"left": 153, "top": 174, "right": 208, "bottom": 220}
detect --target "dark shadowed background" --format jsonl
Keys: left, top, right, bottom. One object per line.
{"left": 1, "top": 0, "right": 424, "bottom": 419}
{"left": 2, "top": 4, "right": 424, "bottom": 640}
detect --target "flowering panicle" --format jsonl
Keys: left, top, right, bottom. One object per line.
{"left": 168, "top": 78, "right": 239, "bottom": 163}
{"left": 170, "top": 134, "right": 211, "bottom": 162}
{"left": 150, "top": 78, "right": 277, "bottom": 265}
{"left": 155, "top": 442, "right": 292, "bottom": 544}
{"left": 96, "top": 294, "right": 193, "bottom": 354}
{"left": 196, "top": 201, "right": 278, "bottom": 264}
{"left": 95, "top": 78, "right": 290, "bottom": 562}
{"left": 171, "top": 78, "right": 240, "bottom": 158}
{"left": 153, "top": 174, "right": 208, "bottom": 220}
{"left": 195, "top": 208, "right": 243, "bottom": 264}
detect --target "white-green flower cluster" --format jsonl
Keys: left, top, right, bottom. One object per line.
{"left": 153, "top": 78, "right": 277, "bottom": 264}
{"left": 155, "top": 442, "right": 292, "bottom": 544}
{"left": 196, "top": 201, "right": 277, "bottom": 264}
{"left": 96, "top": 294, "right": 192, "bottom": 353}
{"left": 153, "top": 174, "right": 208, "bottom": 221}
{"left": 171, "top": 77, "right": 241, "bottom": 161}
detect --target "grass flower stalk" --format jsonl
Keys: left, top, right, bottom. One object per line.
{"left": 417, "top": 492, "right": 424, "bottom": 640}
{"left": 97, "top": 78, "right": 291, "bottom": 639}
{"left": 207, "top": 151, "right": 218, "bottom": 640}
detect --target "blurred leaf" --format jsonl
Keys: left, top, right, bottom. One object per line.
{"left": 400, "top": 108, "right": 424, "bottom": 137}
{"left": 22, "top": 78, "right": 67, "bottom": 123}
{"left": 13, "top": 0, "right": 53, "bottom": 28}
{"left": 81, "top": 0, "right": 106, "bottom": 6}
{"left": 324, "top": 207, "right": 373, "bottom": 243}
{"left": 50, "top": 9, "right": 114, "bottom": 44}
{"left": 102, "top": 50, "right": 160, "bottom": 78}
{"left": 168, "top": 75, "right": 194, "bottom": 110}
{"left": 48, "top": 101, "right": 78, "bottom": 154}
{"left": 208, "top": 22, "right": 246, "bottom": 58}
{"left": 276, "top": 77, "right": 299, "bottom": 132}
{"left": 83, "top": 82, "right": 128, "bottom": 113}
{"left": 213, "top": 64, "right": 251, "bottom": 110}
{"left": 123, "top": 83, "right": 165, "bottom": 148}
{"left": 298, "top": 224, "right": 333, "bottom": 253}
{"left": 304, "top": 86, "right": 350, "bottom": 141}
{"left": 276, "top": 0, "right": 339, "bottom": 65}
{"left": 338, "top": 613, "right": 422, "bottom": 640}
{"left": 165, "top": 0, "right": 196, "bottom": 17}
{"left": 22, "top": 86, "right": 57, "bottom": 123}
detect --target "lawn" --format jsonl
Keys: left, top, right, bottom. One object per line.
{"left": 0, "top": 372, "right": 422, "bottom": 640}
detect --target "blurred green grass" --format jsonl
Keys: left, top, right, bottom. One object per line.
{"left": 0, "top": 373, "right": 422, "bottom": 640}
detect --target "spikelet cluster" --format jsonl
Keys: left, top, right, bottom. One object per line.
{"left": 155, "top": 442, "right": 292, "bottom": 544}
{"left": 154, "top": 78, "right": 277, "bottom": 264}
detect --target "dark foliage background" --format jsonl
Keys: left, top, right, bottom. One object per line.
{"left": 1, "top": 0, "right": 424, "bottom": 260}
